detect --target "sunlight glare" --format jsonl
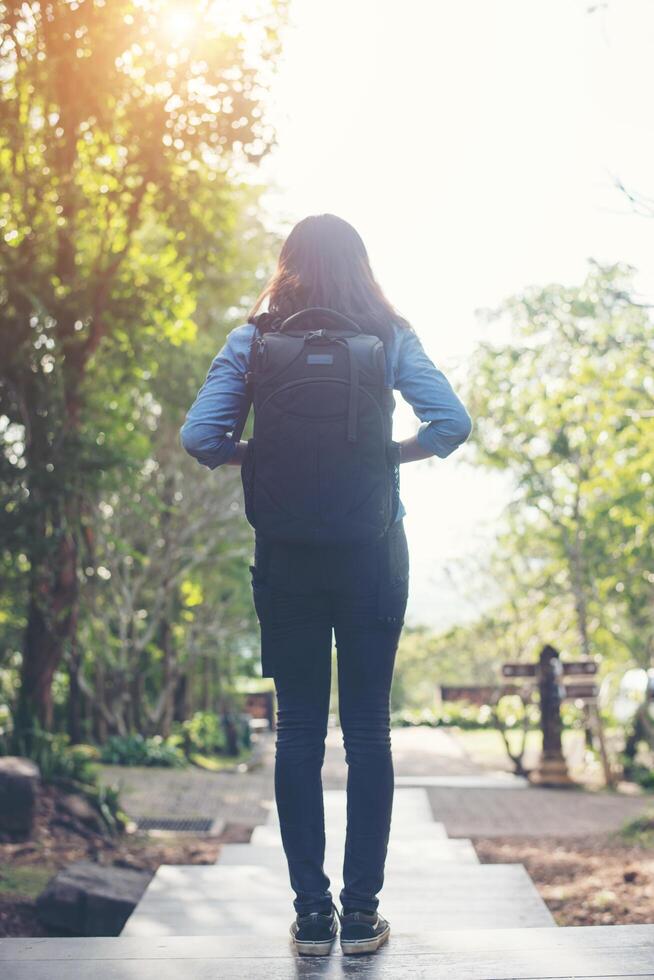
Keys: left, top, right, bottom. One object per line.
{"left": 162, "top": 5, "right": 196, "bottom": 43}
{"left": 207, "top": 0, "right": 269, "bottom": 36}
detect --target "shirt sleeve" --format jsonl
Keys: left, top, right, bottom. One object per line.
{"left": 394, "top": 328, "right": 473, "bottom": 458}
{"left": 180, "top": 323, "right": 255, "bottom": 468}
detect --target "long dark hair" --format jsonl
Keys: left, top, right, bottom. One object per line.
{"left": 248, "top": 214, "right": 412, "bottom": 342}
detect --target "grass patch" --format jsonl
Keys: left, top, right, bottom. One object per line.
{"left": 0, "top": 863, "right": 54, "bottom": 900}
{"left": 452, "top": 728, "right": 540, "bottom": 759}
{"left": 617, "top": 812, "right": 654, "bottom": 848}
{"left": 452, "top": 728, "right": 588, "bottom": 764}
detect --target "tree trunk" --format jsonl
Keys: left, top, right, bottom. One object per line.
{"left": 93, "top": 660, "right": 108, "bottom": 743}
{"left": 14, "top": 531, "right": 78, "bottom": 744}
{"left": 67, "top": 637, "right": 83, "bottom": 744}
{"left": 131, "top": 668, "right": 144, "bottom": 734}
{"left": 568, "top": 489, "right": 592, "bottom": 659}
{"left": 160, "top": 619, "right": 176, "bottom": 738}
{"left": 173, "top": 674, "right": 188, "bottom": 723}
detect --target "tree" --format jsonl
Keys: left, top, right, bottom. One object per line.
{"left": 465, "top": 262, "right": 654, "bottom": 668}
{"left": 0, "top": 0, "right": 286, "bottom": 737}
{"left": 74, "top": 330, "right": 264, "bottom": 741}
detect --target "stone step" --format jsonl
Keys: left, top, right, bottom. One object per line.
{"left": 251, "top": 820, "right": 449, "bottom": 845}
{"left": 266, "top": 787, "right": 435, "bottom": 828}
{"left": 4, "top": 924, "right": 653, "bottom": 978}
{"left": 216, "top": 838, "right": 480, "bottom": 869}
{"left": 123, "top": 863, "right": 554, "bottom": 936}
{"left": 394, "top": 774, "right": 530, "bottom": 788}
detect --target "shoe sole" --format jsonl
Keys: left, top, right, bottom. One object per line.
{"left": 290, "top": 935, "right": 336, "bottom": 957}
{"left": 341, "top": 924, "right": 390, "bottom": 955}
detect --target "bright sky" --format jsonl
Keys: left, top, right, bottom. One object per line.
{"left": 259, "top": 0, "right": 654, "bottom": 629}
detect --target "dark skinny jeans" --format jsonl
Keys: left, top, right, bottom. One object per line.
{"left": 251, "top": 520, "right": 409, "bottom": 914}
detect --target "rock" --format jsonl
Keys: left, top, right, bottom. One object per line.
{"left": 58, "top": 793, "right": 103, "bottom": 832}
{"left": 0, "top": 756, "right": 40, "bottom": 838}
{"left": 36, "top": 861, "right": 151, "bottom": 936}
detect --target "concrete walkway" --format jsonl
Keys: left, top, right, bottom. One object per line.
{"left": 124, "top": 786, "right": 555, "bottom": 936}
{"left": 99, "top": 739, "right": 276, "bottom": 829}
{"left": 101, "top": 725, "right": 654, "bottom": 842}
{"left": 3, "top": 925, "right": 654, "bottom": 978}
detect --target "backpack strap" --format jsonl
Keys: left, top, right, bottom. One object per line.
{"left": 344, "top": 338, "right": 359, "bottom": 443}
{"left": 231, "top": 325, "right": 259, "bottom": 444}
{"left": 231, "top": 375, "right": 253, "bottom": 445}
{"left": 280, "top": 308, "right": 362, "bottom": 335}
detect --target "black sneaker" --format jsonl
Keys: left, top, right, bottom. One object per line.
{"left": 339, "top": 907, "right": 390, "bottom": 955}
{"left": 289, "top": 903, "right": 340, "bottom": 956}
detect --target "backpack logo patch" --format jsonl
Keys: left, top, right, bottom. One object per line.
{"left": 306, "top": 354, "right": 334, "bottom": 365}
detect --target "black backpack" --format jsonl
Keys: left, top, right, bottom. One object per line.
{"left": 233, "top": 307, "right": 400, "bottom": 545}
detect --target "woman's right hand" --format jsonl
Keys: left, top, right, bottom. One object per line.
{"left": 226, "top": 441, "right": 248, "bottom": 466}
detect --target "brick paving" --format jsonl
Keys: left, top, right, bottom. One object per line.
{"left": 427, "top": 785, "right": 653, "bottom": 838}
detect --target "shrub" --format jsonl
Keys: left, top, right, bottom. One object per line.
{"left": 99, "top": 733, "right": 186, "bottom": 768}
{"left": 172, "top": 710, "right": 252, "bottom": 759}
{"left": 619, "top": 760, "right": 654, "bottom": 790}
{"left": 391, "top": 707, "right": 441, "bottom": 728}
{"left": 391, "top": 698, "right": 585, "bottom": 732}
{"left": 4, "top": 726, "right": 126, "bottom": 833}
{"left": 174, "top": 712, "right": 226, "bottom": 756}
{"left": 11, "top": 729, "right": 98, "bottom": 785}
{"left": 391, "top": 702, "right": 501, "bottom": 729}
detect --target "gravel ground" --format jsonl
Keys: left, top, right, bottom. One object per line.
{"left": 474, "top": 832, "right": 654, "bottom": 926}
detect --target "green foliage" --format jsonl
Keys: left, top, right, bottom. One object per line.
{"left": 174, "top": 711, "right": 226, "bottom": 756}
{"left": 93, "top": 783, "right": 126, "bottom": 836}
{"left": 391, "top": 706, "right": 443, "bottom": 728}
{"left": 619, "top": 812, "right": 654, "bottom": 847}
{"left": 99, "top": 733, "right": 186, "bottom": 768}
{"left": 388, "top": 262, "right": 653, "bottom": 792}
{"left": 97, "top": 718, "right": 253, "bottom": 769}
{"left": 391, "top": 701, "right": 525, "bottom": 730}
{"left": 3, "top": 725, "right": 126, "bottom": 832}
{"left": 9, "top": 727, "right": 97, "bottom": 785}
{"left": 464, "top": 261, "right": 654, "bottom": 669}
{"left": 172, "top": 710, "right": 252, "bottom": 758}
{"left": 624, "top": 765, "right": 654, "bottom": 791}
{"left": 392, "top": 622, "right": 528, "bottom": 711}
{"left": 0, "top": 0, "right": 286, "bottom": 732}
{"left": 0, "top": 863, "right": 55, "bottom": 901}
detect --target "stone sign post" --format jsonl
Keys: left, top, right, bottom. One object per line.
{"left": 531, "top": 644, "right": 575, "bottom": 787}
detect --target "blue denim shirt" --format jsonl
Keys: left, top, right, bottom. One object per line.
{"left": 181, "top": 322, "right": 472, "bottom": 519}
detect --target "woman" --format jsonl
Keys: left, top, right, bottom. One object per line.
{"left": 180, "top": 214, "right": 472, "bottom": 956}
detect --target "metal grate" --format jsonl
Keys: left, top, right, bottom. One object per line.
{"left": 136, "top": 817, "right": 214, "bottom": 833}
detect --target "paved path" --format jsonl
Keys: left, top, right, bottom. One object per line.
{"left": 322, "top": 725, "right": 487, "bottom": 787}
{"left": 427, "top": 784, "right": 654, "bottom": 838}
{"left": 99, "top": 737, "right": 276, "bottom": 829}
{"left": 318, "top": 726, "right": 654, "bottom": 838}
{"left": 101, "top": 725, "right": 654, "bottom": 841}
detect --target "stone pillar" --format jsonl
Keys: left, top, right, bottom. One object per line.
{"left": 530, "top": 644, "right": 575, "bottom": 787}
{"left": 0, "top": 757, "right": 41, "bottom": 838}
